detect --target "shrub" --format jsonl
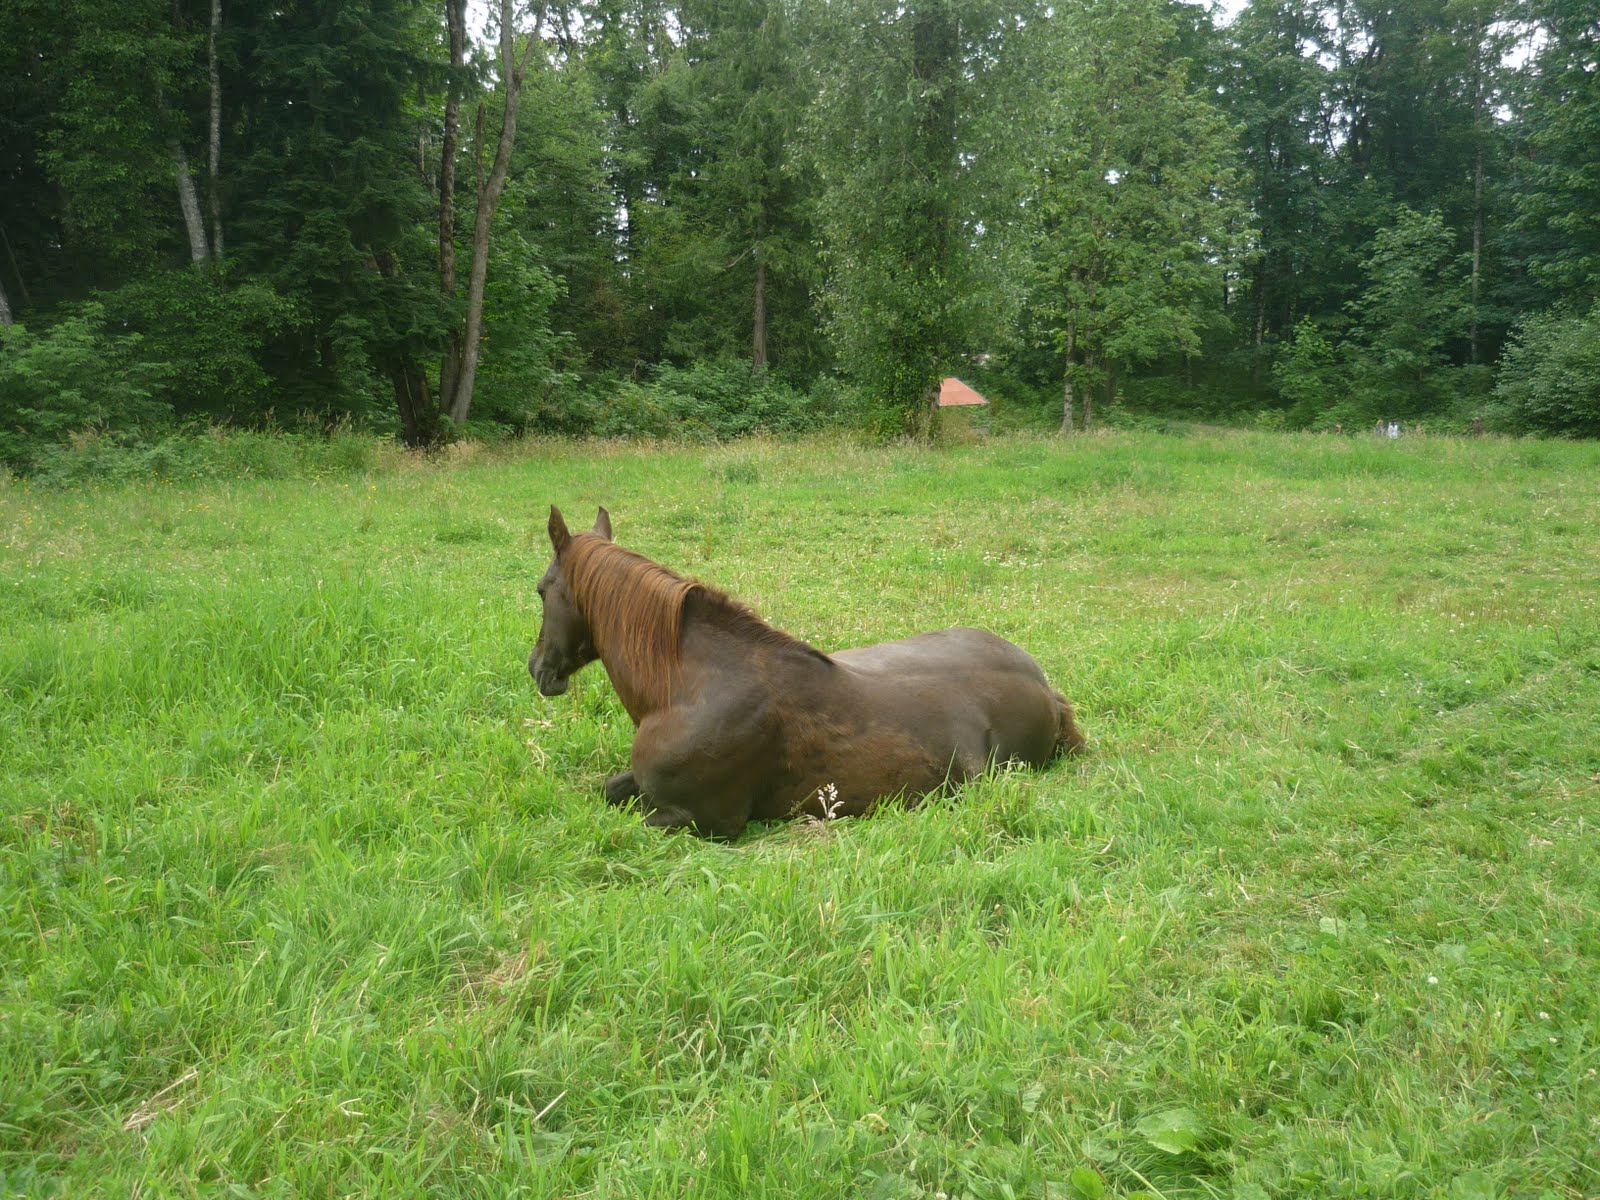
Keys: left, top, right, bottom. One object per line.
{"left": 536, "top": 362, "right": 865, "bottom": 442}
{"left": 646, "top": 361, "right": 840, "bottom": 439}
{"left": 1493, "top": 302, "right": 1600, "bottom": 438}
{"left": 96, "top": 270, "right": 297, "bottom": 422}
{"left": 0, "top": 307, "right": 173, "bottom": 474}
{"left": 25, "top": 426, "right": 387, "bottom": 487}
{"left": 1273, "top": 319, "right": 1349, "bottom": 428}
{"left": 1344, "top": 207, "right": 1464, "bottom": 419}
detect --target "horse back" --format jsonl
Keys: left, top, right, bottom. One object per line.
{"left": 830, "top": 625, "right": 1050, "bottom": 685}
{"left": 826, "top": 625, "right": 1068, "bottom": 772}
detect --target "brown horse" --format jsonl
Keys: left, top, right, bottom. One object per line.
{"left": 530, "top": 507, "right": 1085, "bottom": 837}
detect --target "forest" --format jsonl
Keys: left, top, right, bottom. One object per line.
{"left": 2, "top": 0, "right": 1598, "bottom": 471}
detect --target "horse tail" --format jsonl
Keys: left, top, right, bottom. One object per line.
{"left": 1053, "top": 691, "right": 1087, "bottom": 757}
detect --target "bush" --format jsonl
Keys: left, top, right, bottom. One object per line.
{"left": 0, "top": 307, "right": 173, "bottom": 474}
{"left": 24, "top": 426, "right": 387, "bottom": 487}
{"left": 1273, "top": 319, "right": 1350, "bottom": 428}
{"left": 646, "top": 361, "right": 849, "bottom": 439}
{"left": 96, "top": 270, "right": 297, "bottom": 422}
{"left": 1494, "top": 302, "right": 1600, "bottom": 438}
{"left": 1122, "top": 375, "right": 1257, "bottom": 421}
{"left": 529, "top": 362, "right": 866, "bottom": 442}
{"left": 1344, "top": 207, "right": 1464, "bottom": 418}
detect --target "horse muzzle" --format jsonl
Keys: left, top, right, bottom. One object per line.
{"left": 529, "top": 652, "right": 569, "bottom": 697}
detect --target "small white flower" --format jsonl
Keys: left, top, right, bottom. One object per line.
{"left": 1539, "top": 1011, "right": 1550, "bottom": 1020}
{"left": 1427, "top": 975, "right": 1438, "bottom": 985}
{"left": 815, "top": 782, "right": 843, "bottom": 820}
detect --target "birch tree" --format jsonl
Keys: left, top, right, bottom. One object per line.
{"left": 440, "top": 0, "right": 546, "bottom": 428}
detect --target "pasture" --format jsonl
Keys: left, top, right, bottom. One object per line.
{"left": 3, "top": 430, "right": 1598, "bottom": 1198}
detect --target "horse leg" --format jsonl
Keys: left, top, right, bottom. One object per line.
{"left": 603, "top": 770, "right": 641, "bottom": 807}
{"left": 605, "top": 773, "right": 746, "bottom": 838}
{"left": 630, "top": 705, "right": 768, "bottom": 838}
{"left": 643, "top": 804, "right": 745, "bottom": 839}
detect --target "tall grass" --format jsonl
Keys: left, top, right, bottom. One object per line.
{"left": 3, "top": 430, "right": 1598, "bottom": 1197}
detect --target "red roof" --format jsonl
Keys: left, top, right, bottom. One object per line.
{"left": 938, "top": 377, "right": 989, "bottom": 407}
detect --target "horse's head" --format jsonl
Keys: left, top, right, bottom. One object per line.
{"left": 530, "top": 505, "right": 612, "bottom": 696}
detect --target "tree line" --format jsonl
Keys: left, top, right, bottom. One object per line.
{"left": 2, "top": 0, "right": 1597, "bottom": 470}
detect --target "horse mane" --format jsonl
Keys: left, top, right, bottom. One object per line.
{"left": 560, "top": 533, "right": 827, "bottom": 713}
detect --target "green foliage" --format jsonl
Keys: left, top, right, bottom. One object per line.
{"left": 22, "top": 426, "right": 386, "bottom": 487}
{"left": 1028, "top": 0, "right": 1251, "bottom": 423}
{"left": 1120, "top": 375, "right": 1261, "bottom": 423}
{"left": 561, "top": 362, "right": 860, "bottom": 441}
{"left": 1, "top": 0, "right": 1592, "bottom": 448}
{"left": 620, "top": 0, "right": 823, "bottom": 376}
{"left": 1493, "top": 302, "right": 1600, "bottom": 438}
{"left": 36, "top": 0, "right": 200, "bottom": 279}
{"left": 96, "top": 270, "right": 298, "bottom": 421}
{"left": 504, "top": 50, "right": 630, "bottom": 374}
{"left": 802, "top": 0, "right": 1022, "bottom": 435}
{"left": 1222, "top": 0, "right": 1339, "bottom": 357}
{"left": 1273, "top": 318, "right": 1349, "bottom": 427}
{"left": 468, "top": 228, "right": 570, "bottom": 431}
{"left": 1512, "top": 0, "right": 1600, "bottom": 305}
{"left": 228, "top": 0, "right": 449, "bottom": 420}
{"left": 1345, "top": 207, "right": 1465, "bottom": 418}
{"left": 0, "top": 308, "right": 171, "bottom": 474}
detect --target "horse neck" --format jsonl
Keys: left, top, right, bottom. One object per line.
{"left": 585, "top": 582, "right": 795, "bottom": 723}
{"left": 564, "top": 536, "right": 828, "bottom": 721}
{"left": 594, "top": 626, "right": 672, "bottom": 724}
{"left": 564, "top": 538, "right": 690, "bottom": 723}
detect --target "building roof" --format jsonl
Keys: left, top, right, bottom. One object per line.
{"left": 938, "top": 377, "right": 989, "bottom": 407}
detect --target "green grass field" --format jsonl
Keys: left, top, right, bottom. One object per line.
{"left": 3, "top": 430, "right": 1599, "bottom": 1199}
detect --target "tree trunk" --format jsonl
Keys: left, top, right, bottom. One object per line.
{"left": 752, "top": 251, "right": 768, "bottom": 370}
{"left": 1105, "top": 360, "right": 1119, "bottom": 415}
{"left": 751, "top": 199, "right": 770, "bottom": 369}
{"left": 1251, "top": 259, "right": 1267, "bottom": 386}
{"left": 207, "top": 0, "right": 224, "bottom": 261}
{"left": 0, "top": 276, "right": 13, "bottom": 327}
{"left": 1470, "top": 137, "right": 1484, "bottom": 365}
{"left": 922, "top": 377, "right": 942, "bottom": 439}
{"left": 1468, "top": 25, "right": 1489, "bottom": 366}
{"left": 0, "top": 225, "right": 30, "bottom": 311}
{"left": 391, "top": 357, "right": 439, "bottom": 448}
{"left": 170, "top": 139, "right": 210, "bottom": 264}
{"left": 437, "top": 0, "right": 467, "bottom": 411}
{"left": 445, "top": 0, "right": 544, "bottom": 427}
{"left": 1083, "top": 353, "right": 1098, "bottom": 430}
{"left": 1060, "top": 317, "right": 1077, "bottom": 433}
{"left": 374, "top": 249, "right": 438, "bottom": 447}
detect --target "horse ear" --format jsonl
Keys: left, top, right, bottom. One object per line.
{"left": 593, "top": 506, "right": 612, "bottom": 541}
{"left": 548, "top": 506, "right": 571, "bottom": 552}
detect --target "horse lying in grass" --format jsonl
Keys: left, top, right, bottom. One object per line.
{"left": 529, "top": 507, "right": 1085, "bottom": 837}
